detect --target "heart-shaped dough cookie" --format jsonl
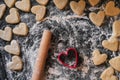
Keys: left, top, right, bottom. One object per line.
{"left": 13, "top": 23, "right": 29, "bottom": 36}
{"left": 100, "top": 67, "right": 118, "bottom": 80}
{"left": 7, "top": 56, "right": 23, "bottom": 71}
{"left": 92, "top": 49, "right": 107, "bottom": 65}
{"left": 109, "top": 56, "right": 120, "bottom": 72}
{"left": 4, "top": 40, "right": 20, "bottom": 55}
{"left": 88, "top": 0, "right": 100, "bottom": 6}
{"left": 70, "top": 0, "right": 86, "bottom": 15}
{"left": 112, "top": 20, "right": 120, "bottom": 37}
{"left": 4, "top": 0, "right": 16, "bottom": 8}
{"left": 36, "top": 0, "right": 49, "bottom": 5}
{"left": 102, "top": 36, "right": 118, "bottom": 51}
{"left": 0, "top": 26, "right": 12, "bottom": 41}
{"left": 0, "top": 4, "right": 6, "bottom": 19}
{"left": 53, "top": 0, "right": 68, "bottom": 10}
{"left": 89, "top": 11, "right": 105, "bottom": 26}
{"left": 31, "top": 5, "right": 46, "bottom": 21}
{"left": 5, "top": 8, "right": 20, "bottom": 24}
{"left": 105, "top": 1, "right": 120, "bottom": 16}
{"left": 15, "top": 0, "right": 31, "bottom": 12}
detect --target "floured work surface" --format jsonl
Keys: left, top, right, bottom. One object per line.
{"left": 0, "top": 0, "right": 120, "bottom": 80}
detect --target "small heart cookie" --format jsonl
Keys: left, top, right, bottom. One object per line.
{"left": 0, "top": 4, "right": 6, "bottom": 19}
{"left": 102, "top": 36, "right": 118, "bottom": 51}
{"left": 109, "top": 56, "right": 120, "bottom": 72}
{"left": 112, "top": 20, "right": 120, "bottom": 37}
{"left": 100, "top": 67, "right": 118, "bottom": 80}
{"left": 92, "top": 49, "right": 107, "bottom": 65}
{"left": 31, "top": 5, "right": 46, "bottom": 21}
{"left": 89, "top": 11, "right": 105, "bottom": 26}
{"left": 4, "top": 40, "right": 20, "bottom": 55}
{"left": 7, "top": 56, "right": 23, "bottom": 71}
{"left": 13, "top": 23, "right": 29, "bottom": 36}
{"left": 4, "top": 0, "right": 16, "bottom": 8}
{"left": 36, "top": 0, "right": 49, "bottom": 5}
{"left": 53, "top": 0, "right": 68, "bottom": 10}
{"left": 15, "top": 0, "right": 31, "bottom": 12}
{"left": 89, "top": 0, "right": 100, "bottom": 6}
{"left": 105, "top": 1, "right": 120, "bottom": 16}
{"left": 0, "top": 26, "right": 12, "bottom": 41}
{"left": 5, "top": 8, "right": 20, "bottom": 24}
{"left": 70, "top": 0, "right": 86, "bottom": 15}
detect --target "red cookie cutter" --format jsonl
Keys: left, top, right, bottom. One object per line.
{"left": 58, "top": 48, "right": 78, "bottom": 69}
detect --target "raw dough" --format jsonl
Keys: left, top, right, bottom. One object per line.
{"left": 31, "top": 5, "right": 46, "bottom": 21}
{"left": 13, "top": 23, "right": 29, "bottom": 36}
{"left": 0, "top": 26, "right": 12, "bottom": 41}
{"left": 4, "top": 0, "right": 16, "bottom": 8}
{"left": 7, "top": 56, "right": 23, "bottom": 71}
{"left": 0, "top": 4, "right": 6, "bottom": 19}
{"left": 70, "top": 0, "right": 86, "bottom": 15}
{"left": 15, "top": 0, "right": 31, "bottom": 12}
{"left": 4, "top": 40, "right": 20, "bottom": 55}
{"left": 5, "top": 8, "right": 20, "bottom": 24}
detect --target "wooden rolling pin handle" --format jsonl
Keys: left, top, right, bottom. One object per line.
{"left": 31, "top": 30, "right": 52, "bottom": 80}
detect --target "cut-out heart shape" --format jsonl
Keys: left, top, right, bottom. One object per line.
{"left": 92, "top": 49, "right": 107, "bottom": 65}
{"left": 0, "top": 4, "right": 6, "bottom": 19}
{"left": 7, "top": 56, "right": 23, "bottom": 71}
{"left": 70, "top": 0, "right": 86, "bottom": 15}
{"left": 105, "top": 1, "right": 120, "bottom": 16}
{"left": 31, "top": 5, "right": 46, "bottom": 21}
{"left": 13, "top": 23, "right": 29, "bottom": 36}
{"left": 88, "top": 0, "right": 100, "bottom": 6}
{"left": 0, "top": 26, "right": 12, "bottom": 41}
{"left": 5, "top": 8, "right": 20, "bottom": 24}
{"left": 102, "top": 36, "right": 118, "bottom": 51}
{"left": 109, "top": 56, "right": 120, "bottom": 72}
{"left": 89, "top": 11, "right": 105, "bottom": 26}
{"left": 112, "top": 20, "right": 120, "bottom": 37}
{"left": 4, "top": 0, "right": 16, "bottom": 8}
{"left": 53, "top": 0, "right": 68, "bottom": 10}
{"left": 58, "top": 48, "right": 78, "bottom": 69}
{"left": 100, "top": 67, "right": 118, "bottom": 80}
{"left": 36, "top": 0, "right": 49, "bottom": 5}
{"left": 15, "top": 0, "right": 31, "bottom": 12}
{"left": 4, "top": 40, "right": 20, "bottom": 55}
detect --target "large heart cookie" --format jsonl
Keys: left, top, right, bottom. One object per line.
{"left": 89, "top": 0, "right": 100, "bottom": 6}
{"left": 70, "top": 0, "right": 86, "bottom": 15}
{"left": 89, "top": 11, "right": 105, "bottom": 26}
{"left": 92, "top": 49, "right": 107, "bottom": 65}
{"left": 112, "top": 20, "right": 120, "bottom": 37}
{"left": 53, "top": 0, "right": 68, "bottom": 10}
{"left": 100, "top": 67, "right": 118, "bottom": 80}
{"left": 102, "top": 36, "right": 118, "bottom": 51}
{"left": 36, "top": 0, "right": 49, "bottom": 5}
{"left": 0, "top": 26, "right": 12, "bottom": 41}
{"left": 7, "top": 56, "right": 23, "bottom": 71}
{"left": 4, "top": 40, "right": 20, "bottom": 55}
{"left": 109, "top": 56, "right": 120, "bottom": 72}
{"left": 4, "top": 0, "right": 16, "bottom": 8}
{"left": 13, "top": 23, "right": 29, "bottom": 36}
{"left": 31, "top": 5, "right": 46, "bottom": 21}
{"left": 105, "top": 1, "right": 120, "bottom": 16}
{"left": 5, "top": 8, "right": 20, "bottom": 24}
{"left": 15, "top": 0, "right": 31, "bottom": 12}
{"left": 0, "top": 4, "right": 6, "bottom": 19}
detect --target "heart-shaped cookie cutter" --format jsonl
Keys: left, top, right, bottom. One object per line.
{"left": 58, "top": 48, "right": 78, "bottom": 69}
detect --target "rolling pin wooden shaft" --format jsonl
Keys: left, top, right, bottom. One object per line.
{"left": 31, "top": 30, "right": 52, "bottom": 80}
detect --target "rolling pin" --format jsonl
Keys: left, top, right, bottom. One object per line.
{"left": 31, "top": 30, "right": 52, "bottom": 80}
